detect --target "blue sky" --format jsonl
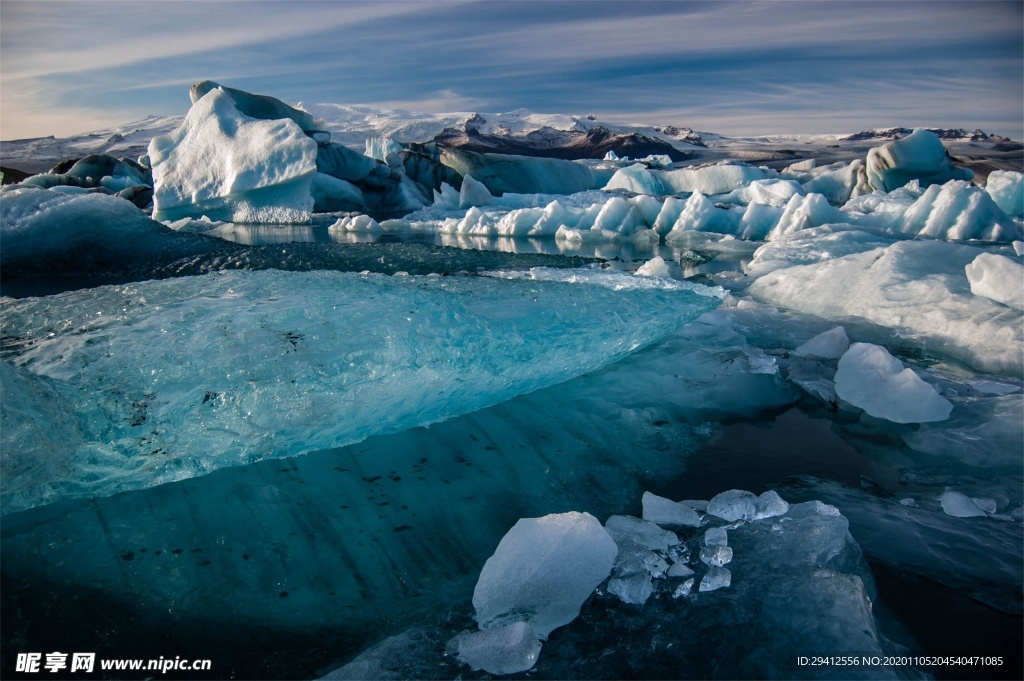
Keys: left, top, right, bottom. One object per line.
{"left": 2, "top": 0, "right": 1022, "bottom": 140}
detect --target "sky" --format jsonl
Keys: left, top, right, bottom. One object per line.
{"left": 1, "top": 0, "right": 1022, "bottom": 141}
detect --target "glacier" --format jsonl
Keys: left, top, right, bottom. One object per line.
{"left": 1, "top": 82, "right": 1021, "bottom": 680}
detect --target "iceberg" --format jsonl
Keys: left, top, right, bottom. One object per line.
{"left": 834, "top": 343, "right": 953, "bottom": 423}
{"left": 865, "top": 129, "right": 973, "bottom": 192}
{"left": 472, "top": 512, "right": 617, "bottom": 638}
{"left": 1, "top": 268, "right": 720, "bottom": 512}
{"left": 898, "top": 180, "right": 1020, "bottom": 242}
{"left": 149, "top": 87, "right": 318, "bottom": 223}
{"left": 440, "top": 148, "right": 606, "bottom": 195}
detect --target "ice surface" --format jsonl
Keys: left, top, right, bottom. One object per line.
{"left": 940, "top": 490, "right": 989, "bottom": 518}
{"left": 985, "top": 170, "right": 1024, "bottom": 218}
{"left": 440, "top": 148, "right": 606, "bottom": 195}
{"left": 865, "top": 129, "right": 973, "bottom": 192}
{"left": 661, "top": 162, "right": 769, "bottom": 195}
{"left": 750, "top": 239, "right": 1024, "bottom": 375}
{"left": 190, "top": 80, "right": 321, "bottom": 133}
{"left": 604, "top": 163, "right": 666, "bottom": 195}
{"left": 455, "top": 622, "right": 541, "bottom": 675}
{"left": 149, "top": 87, "right": 318, "bottom": 223}
{"left": 793, "top": 325, "right": 850, "bottom": 359}
{"left": 834, "top": 343, "right": 953, "bottom": 423}
{"left": 801, "top": 159, "right": 867, "bottom": 205}
{"left": 965, "top": 252, "right": 1024, "bottom": 311}
{"left": 641, "top": 491, "right": 701, "bottom": 527}
{"left": 699, "top": 566, "right": 732, "bottom": 591}
{"left": 1, "top": 269, "right": 719, "bottom": 512}
{"left": 472, "top": 512, "right": 617, "bottom": 638}
{"left": 310, "top": 172, "right": 365, "bottom": 212}
{"left": 328, "top": 214, "right": 382, "bottom": 233}
{"left": 707, "top": 489, "right": 758, "bottom": 521}
{"left": 766, "top": 192, "right": 846, "bottom": 240}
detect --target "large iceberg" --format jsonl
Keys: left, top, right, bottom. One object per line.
{"left": 0, "top": 268, "right": 719, "bottom": 512}
{"left": 865, "top": 129, "right": 973, "bottom": 192}
{"left": 149, "top": 87, "right": 318, "bottom": 223}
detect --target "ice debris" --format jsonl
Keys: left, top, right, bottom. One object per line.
{"left": 939, "top": 490, "right": 990, "bottom": 518}
{"left": 699, "top": 566, "right": 732, "bottom": 592}
{"left": 641, "top": 491, "right": 701, "bottom": 527}
{"left": 454, "top": 622, "right": 542, "bottom": 675}
{"left": 472, "top": 511, "right": 617, "bottom": 638}
{"left": 793, "top": 326, "right": 850, "bottom": 359}
{"left": 965, "top": 252, "right": 1024, "bottom": 311}
{"left": 707, "top": 489, "right": 758, "bottom": 522}
{"left": 834, "top": 343, "right": 953, "bottom": 423}
{"left": 985, "top": 170, "right": 1023, "bottom": 218}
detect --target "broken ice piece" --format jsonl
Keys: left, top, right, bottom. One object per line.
{"left": 672, "top": 578, "right": 695, "bottom": 598}
{"left": 754, "top": 490, "right": 790, "bottom": 519}
{"left": 971, "top": 497, "right": 998, "bottom": 514}
{"left": 605, "top": 515, "right": 680, "bottom": 551}
{"left": 455, "top": 621, "right": 542, "bottom": 675}
{"left": 642, "top": 491, "right": 701, "bottom": 527}
{"left": 793, "top": 326, "right": 850, "bottom": 359}
{"left": 707, "top": 489, "right": 757, "bottom": 522}
{"left": 704, "top": 527, "right": 728, "bottom": 547}
{"left": 699, "top": 566, "right": 732, "bottom": 592}
{"left": 898, "top": 497, "right": 918, "bottom": 507}
{"left": 700, "top": 546, "right": 733, "bottom": 567}
{"left": 607, "top": 573, "right": 655, "bottom": 605}
{"left": 667, "top": 562, "right": 695, "bottom": 578}
{"left": 939, "top": 490, "right": 988, "bottom": 518}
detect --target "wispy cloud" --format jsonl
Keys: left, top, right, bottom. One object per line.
{"left": 1, "top": 0, "right": 1020, "bottom": 140}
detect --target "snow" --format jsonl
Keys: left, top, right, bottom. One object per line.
{"left": 965, "top": 252, "right": 1024, "bottom": 310}
{"left": 834, "top": 343, "right": 953, "bottom": 423}
{"left": 149, "top": 87, "right": 318, "bottom": 223}
{"left": 472, "top": 512, "right": 617, "bottom": 638}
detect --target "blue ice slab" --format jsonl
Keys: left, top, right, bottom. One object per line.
{"left": 1, "top": 268, "right": 720, "bottom": 512}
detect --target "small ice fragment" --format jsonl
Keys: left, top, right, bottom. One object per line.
{"left": 636, "top": 256, "right": 671, "bottom": 278}
{"left": 1014, "top": 241, "right": 1024, "bottom": 256}
{"left": 898, "top": 497, "right": 918, "bottom": 507}
{"left": 699, "top": 566, "right": 732, "bottom": 592}
{"left": 667, "top": 562, "right": 695, "bottom": 578}
{"left": 707, "top": 489, "right": 757, "bottom": 522}
{"left": 704, "top": 527, "right": 728, "bottom": 547}
{"left": 834, "top": 343, "right": 953, "bottom": 424}
{"left": 607, "top": 573, "right": 654, "bottom": 605}
{"left": 456, "top": 621, "right": 541, "bottom": 675}
{"left": 642, "top": 491, "right": 701, "bottom": 527}
{"left": 672, "top": 578, "right": 695, "bottom": 598}
{"left": 700, "top": 546, "right": 733, "bottom": 567}
{"left": 605, "top": 515, "right": 680, "bottom": 551}
{"left": 754, "top": 490, "right": 790, "bottom": 520}
{"left": 939, "top": 490, "right": 987, "bottom": 518}
{"left": 793, "top": 326, "right": 850, "bottom": 359}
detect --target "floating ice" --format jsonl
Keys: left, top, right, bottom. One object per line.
{"left": 455, "top": 622, "right": 542, "bottom": 675}
{"left": 310, "top": 172, "right": 365, "bottom": 212}
{"left": 672, "top": 578, "right": 695, "bottom": 598}
{"left": 661, "top": 162, "right": 769, "bottom": 195}
{"left": 149, "top": 87, "right": 317, "bottom": 223}
{"left": 834, "top": 343, "right": 953, "bottom": 423}
{"left": 700, "top": 546, "right": 733, "bottom": 567}
{"left": 1, "top": 269, "right": 719, "bottom": 512}
{"left": 707, "top": 489, "right": 758, "bottom": 522}
{"left": 985, "top": 170, "right": 1023, "bottom": 218}
{"left": 801, "top": 159, "right": 868, "bottom": 205}
{"left": 440, "top": 148, "right": 606, "bottom": 195}
{"left": 699, "top": 566, "right": 732, "bottom": 592}
{"left": 459, "top": 174, "right": 494, "bottom": 209}
{"left": 865, "top": 129, "right": 973, "bottom": 192}
{"left": 472, "top": 512, "right": 617, "bottom": 638}
{"left": 965, "top": 252, "right": 1024, "bottom": 311}
{"left": 793, "top": 326, "right": 850, "bottom": 359}
{"left": 766, "top": 192, "right": 846, "bottom": 240}
{"left": 604, "top": 163, "right": 666, "bottom": 195}
{"left": 754, "top": 490, "right": 790, "bottom": 519}
{"left": 641, "top": 491, "right": 701, "bottom": 527}
{"left": 189, "top": 80, "right": 321, "bottom": 133}
{"left": 607, "top": 572, "right": 655, "bottom": 605}
{"left": 328, "top": 214, "right": 381, "bottom": 233}
{"left": 667, "top": 562, "right": 695, "bottom": 578}
{"left": 749, "top": 239, "right": 1024, "bottom": 375}
{"left": 605, "top": 515, "right": 680, "bottom": 551}
{"left": 635, "top": 256, "right": 672, "bottom": 278}
{"left": 939, "top": 490, "right": 989, "bottom": 518}
{"left": 704, "top": 527, "right": 728, "bottom": 547}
